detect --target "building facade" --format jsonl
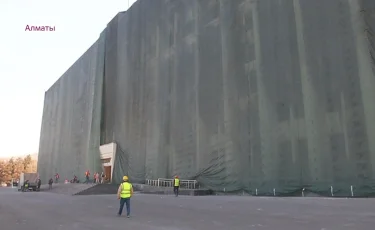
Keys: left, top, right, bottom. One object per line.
{"left": 38, "top": 0, "right": 375, "bottom": 196}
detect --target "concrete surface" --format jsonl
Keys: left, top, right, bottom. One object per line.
{"left": 38, "top": 183, "right": 97, "bottom": 195}
{"left": 74, "top": 183, "right": 212, "bottom": 196}
{"left": 1, "top": 187, "right": 375, "bottom": 230}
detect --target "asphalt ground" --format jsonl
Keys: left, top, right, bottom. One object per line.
{"left": 1, "top": 187, "right": 375, "bottom": 230}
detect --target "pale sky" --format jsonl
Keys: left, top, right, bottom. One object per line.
{"left": 0, "top": 0, "right": 136, "bottom": 158}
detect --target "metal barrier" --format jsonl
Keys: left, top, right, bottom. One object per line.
{"left": 146, "top": 178, "right": 198, "bottom": 189}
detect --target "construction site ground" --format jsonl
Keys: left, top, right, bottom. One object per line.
{"left": 1, "top": 186, "right": 374, "bottom": 230}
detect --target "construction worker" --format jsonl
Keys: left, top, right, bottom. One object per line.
{"left": 85, "top": 170, "right": 90, "bottom": 184}
{"left": 48, "top": 178, "right": 53, "bottom": 189}
{"left": 37, "top": 178, "right": 41, "bottom": 191}
{"left": 173, "top": 176, "right": 180, "bottom": 197}
{"left": 55, "top": 173, "right": 60, "bottom": 183}
{"left": 117, "top": 176, "right": 133, "bottom": 218}
{"left": 23, "top": 180, "right": 29, "bottom": 192}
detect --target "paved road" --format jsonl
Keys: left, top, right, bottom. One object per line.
{"left": 1, "top": 187, "right": 375, "bottom": 230}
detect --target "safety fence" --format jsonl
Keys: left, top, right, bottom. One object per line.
{"left": 143, "top": 180, "right": 364, "bottom": 197}
{"left": 214, "top": 185, "right": 359, "bottom": 197}
{"left": 146, "top": 178, "right": 198, "bottom": 189}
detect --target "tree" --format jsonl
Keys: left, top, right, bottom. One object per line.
{"left": 13, "top": 157, "right": 24, "bottom": 180}
{"left": 0, "top": 155, "right": 38, "bottom": 183}
{"left": 23, "top": 154, "right": 32, "bottom": 171}
{"left": 3, "top": 158, "right": 14, "bottom": 182}
{"left": 0, "top": 160, "right": 6, "bottom": 183}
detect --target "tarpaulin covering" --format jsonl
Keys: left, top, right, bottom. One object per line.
{"left": 37, "top": 32, "right": 105, "bottom": 183}
{"left": 38, "top": 0, "right": 375, "bottom": 196}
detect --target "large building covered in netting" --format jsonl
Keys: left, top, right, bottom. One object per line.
{"left": 38, "top": 0, "right": 375, "bottom": 196}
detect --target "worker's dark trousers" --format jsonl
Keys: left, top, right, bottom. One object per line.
{"left": 118, "top": 198, "right": 130, "bottom": 216}
{"left": 174, "top": 186, "right": 179, "bottom": 197}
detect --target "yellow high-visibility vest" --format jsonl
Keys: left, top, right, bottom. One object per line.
{"left": 120, "top": 182, "right": 132, "bottom": 198}
{"left": 174, "top": 179, "right": 180, "bottom": 187}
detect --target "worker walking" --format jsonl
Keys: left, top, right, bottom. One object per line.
{"left": 173, "top": 176, "right": 180, "bottom": 197}
{"left": 48, "top": 178, "right": 53, "bottom": 190}
{"left": 37, "top": 178, "right": 41, "bottom": 191}
{"left": 117, "top": 176, "right": 133, "bottom": 218}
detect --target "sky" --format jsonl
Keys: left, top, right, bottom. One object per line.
{"left": 0, "top": 0, "right": 136, "bottom": 158}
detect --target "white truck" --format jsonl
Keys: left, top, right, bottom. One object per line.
{"left": 18, "top": 173, "right": 39, "bottom": 191}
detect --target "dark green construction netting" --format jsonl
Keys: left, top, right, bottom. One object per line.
{"left": 38, "top": 0, "right": 375, "bottom": 197}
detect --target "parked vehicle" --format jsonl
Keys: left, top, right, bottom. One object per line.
{"left": 11, "top": 178, "right": 19, "bottom": 187}
{"left": 18, "top": 173, "right": 39, "bottom": 192}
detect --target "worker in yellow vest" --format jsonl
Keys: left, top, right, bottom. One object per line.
{"left": 173, "top": 176, "right": 180, "bottom": 197}
{"left": 117, "top": 176, "right": 133, "bottom": 218}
